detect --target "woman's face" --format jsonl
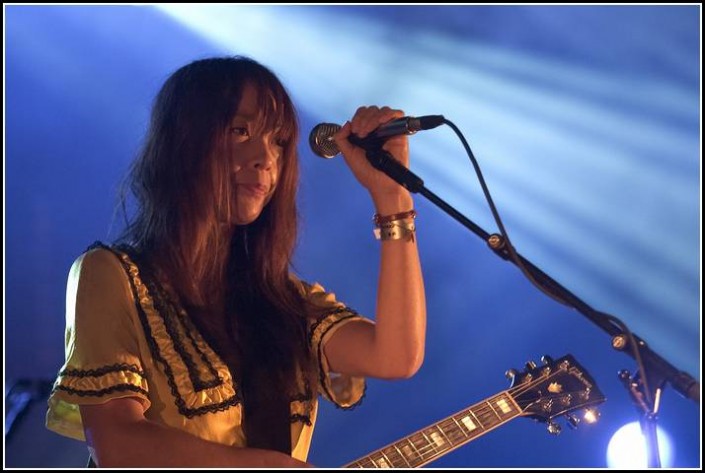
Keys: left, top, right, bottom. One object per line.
{"left": 221, "top": 82, "right": 284, "bottom": 225}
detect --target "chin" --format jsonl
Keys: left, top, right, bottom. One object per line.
{"left": 231, "top": 211, "right": 263, "bottom": 226}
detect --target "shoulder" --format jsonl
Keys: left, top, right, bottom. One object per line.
{"left": 69, "top": 244, "right": 123, "bottom": 278}
{"left": 67, "top": 244, "right": 134, "bottom": 300}
{"left": 289, "top": 274, "right": 344, "bottom": 310}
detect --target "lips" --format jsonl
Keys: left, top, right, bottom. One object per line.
{"left": 237, "top": 182, "right": 269, "bottom": 197}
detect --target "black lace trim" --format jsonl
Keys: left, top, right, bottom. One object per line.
{"left": 333, "top": 382, "right": 366, "bottom": 412}
{"left": 287, "top": 376, "right": 315, "bottom": 425}
{"left": 307, "top": 306, "right": 354, "bottom": 347}
{"left": 120, "top": 246, "right": 222, "bottom": 392}
{"left": 60, "top": 363, "right": 144, "bottom": 378}
{"left": 289, "top": 413, "right": 312, "bottom": 426}
{"left": 93, "top": 242, "right": 242, "bottom": 418}
{"left": 85, "top": 241, "right": 321, "bottom": 420}
{"left": 314, "top": 310, "right": 366, "bottom": 410}
{"left": 54, "top": 384, "right": 148, "bottom": 397}
{"left": 180, "top": 316, "right": 224, "bottom": 390}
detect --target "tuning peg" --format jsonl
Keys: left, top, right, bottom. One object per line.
{"left": 579, "top": 387, "right": 592, "bottom": 401}
{"left": 547, "top": 421, "right": 562, "bottom": 435}
{"left": 560, "top": 394, "right": 573, "bottom": 406}
{"left": 540, "top": 355, "right": 554, "bottom": 365}
{"left": 505, "top": 368, "right": 518, "bottom": 381}
{"left": 565, "top": 413, "right": 580, "bottom": 429}
{"left": 525, "top": 360, "right": 537, "bottom": 370}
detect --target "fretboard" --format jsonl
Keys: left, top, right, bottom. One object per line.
{"left": 345, "top": 390, "right": 521, "bottom": 468}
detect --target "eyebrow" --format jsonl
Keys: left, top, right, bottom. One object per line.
{"left": 231, "top": 113, "right": 286, "bottom": 138}
{"left": 231, "top": 113, "right": 258, "bottom": 121}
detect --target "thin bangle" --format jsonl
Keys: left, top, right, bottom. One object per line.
{"left": 373, "top": 209, "right": 416, "bottom": 226}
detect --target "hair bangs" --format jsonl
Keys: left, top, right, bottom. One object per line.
{"left": 249, "top": 78, "right": 298, "bottom": 150}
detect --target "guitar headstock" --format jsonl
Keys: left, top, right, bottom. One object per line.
{"left": 507, "top": 354, "right": 605, "bottom": 433}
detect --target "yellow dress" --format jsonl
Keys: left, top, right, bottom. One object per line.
{"left": 45, "top": 243, "right": 366, "bottom": 462}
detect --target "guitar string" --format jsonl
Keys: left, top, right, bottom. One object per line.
{"left": 356, "top": 382, "right": 552, "bottom": 467}
{"left": 358, "top": 367, "right": 579, "bottom": 466}
{"left": 400, "top": 398, "right": 515, "bottom": 462}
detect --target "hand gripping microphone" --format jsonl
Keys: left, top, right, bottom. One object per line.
{"left": 309, "top": 115, "right": 444, "bottom": 159}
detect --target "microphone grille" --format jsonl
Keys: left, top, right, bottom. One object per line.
{"left": 309, "top": 123, "right": 341, "bottom": 159}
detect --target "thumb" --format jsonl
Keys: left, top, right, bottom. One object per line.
{"left": 333, "top": 121, "right": 355, "bottom": 156}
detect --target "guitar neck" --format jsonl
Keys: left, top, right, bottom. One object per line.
{"left": 345, "top": 390, "right": 522, "bottom": 468}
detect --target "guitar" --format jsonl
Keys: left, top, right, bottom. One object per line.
{"left": 345, "top": 354, "right": 605, "bottom": 468}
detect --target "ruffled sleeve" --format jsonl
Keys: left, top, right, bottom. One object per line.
{"left": 302, "top": 281, "right": 367, "bottom": 409}
{"left": 46, "top": 248, "right": 150, "bottom": 441}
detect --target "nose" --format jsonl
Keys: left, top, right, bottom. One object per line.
{"left": 246, "top": 135, "right": 278, "bottom": 171}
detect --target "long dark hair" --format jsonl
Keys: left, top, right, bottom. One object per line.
{"left": 117, "top": 57, "right": 315, "bottom": 435}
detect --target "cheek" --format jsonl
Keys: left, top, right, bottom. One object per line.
{"left": 271, "top": 162, "right": 281, "bottom": 186}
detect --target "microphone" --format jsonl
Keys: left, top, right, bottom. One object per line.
{"left": 309, "top": 115, "right": 445, "bottom": 159}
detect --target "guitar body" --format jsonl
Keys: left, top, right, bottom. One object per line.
{"left": 345, "top": 354, "right": 605, "bottom": 468}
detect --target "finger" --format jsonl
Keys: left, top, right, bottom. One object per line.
{"left": 351, "top": 106, "right": 378, "bottom": 138}
{"left": 358, "top": 106, "right": 406, "bottom": 138}
{"left": 378, "top": 106, "right": 405, "bottom": 124}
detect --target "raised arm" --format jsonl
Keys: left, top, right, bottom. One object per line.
{"left": 323, "top": 106, "right": 426, "bottom": 380}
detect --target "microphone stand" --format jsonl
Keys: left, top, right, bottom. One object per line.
{"left": 362, "top": 145, "right": 700, "bottom": 467}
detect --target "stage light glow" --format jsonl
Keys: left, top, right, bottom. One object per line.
{"left": 606, "top": 421, "right": 674, "bottom": 468}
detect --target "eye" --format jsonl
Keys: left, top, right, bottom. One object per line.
{"left": 229, "top": 127, "right": 250, "bottom": 143}
{"left": 275, "top": 137, "right": 287, "bottom": 148}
